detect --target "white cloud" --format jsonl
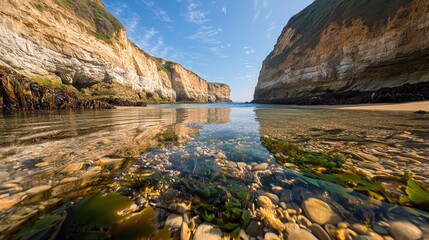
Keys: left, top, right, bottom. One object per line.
{"left": 253, "top": 8, "right": 261, "bottom": 22}
{"left": 187, "top": 26, "right": 222, "bottom": 44}
{"left": 266, "top": 21, "right": 276, "bottom": 39}
{"left": 265, "top": 9, "right": 272, "bottom": 19}
{"left": 243, "top": 46, "right": 255, "bottom": 55}
{"left": 142, "top": 0, "right": 172, "bottom": 22}
{"left": 222, "top": 6, "right": 227, "bottom": 14}
{"left": 186, "top": 2, "right": 209, "bottom": 24}
{"left": 124, "top": 14, "right": 140, "bottom": 33}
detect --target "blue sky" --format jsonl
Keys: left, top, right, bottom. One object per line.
{"left": 103, "top": 0, "right": 313, "bottom": 102}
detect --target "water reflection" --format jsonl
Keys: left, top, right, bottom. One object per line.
{"left": 0, "top": 105, "right": 428, "bottom": 239}
{"left": 0, "top": 106, "right": 230, "bottom": 233}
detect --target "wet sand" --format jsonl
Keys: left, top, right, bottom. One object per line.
{"left": 293, "top": 101, "right": 429, "bottom": 112}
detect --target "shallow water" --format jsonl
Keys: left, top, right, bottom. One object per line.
{"left": 0, "top": 104, "right": 428, "bottom": 239}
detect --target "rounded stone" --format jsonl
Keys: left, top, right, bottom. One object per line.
{"left": 246, "top": 221, "right": 264, "bottom": 237}
{"left": 350, "top": 223, "right": 369, "bottom": 235}
{"left": 264, "top": 192, "right": 280, "bottom": 205}
{"left": 264, "top": 232, "right": 281, "bottom": 240}
{"left": 194, "top": 223, "right": 222, "bottom": 240}
{"left": 253, "top": 163, "right": 269, "bottom": 171}
{"left": 287, "top": 229, "right": 318, "bottom": 240}
{"left": 165, "top": 214, "right": 183, "bottom": 229}
{"left": 26, "top": 185, "right": 52, "bottom": 196}
{"left": 390, "top": 221, "right": 422, "bottom": 240}
{"left": 302, "top": 198, "right": 341, "bottom": 225}
{"left": 284, "top": 222, "right": 300, "bottom": 234}
{"left": 309, "top": 224, "right": 332, "bottom": 240}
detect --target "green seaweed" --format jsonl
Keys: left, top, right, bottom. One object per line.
{"left": 400, "top": 177, "right": 429, "bottom": 211}
{"left": 182, "top": 175, "right": 250, "bottom": 232}
{"left": 111, "top": 207, "right": 159, "bottom": 240}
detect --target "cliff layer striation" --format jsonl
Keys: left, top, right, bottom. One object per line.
{"left": 254, "top": 0, "right": 429, "bottom": 104}
{"left": 0, "top": 0, "right": 230, "bottom": 104}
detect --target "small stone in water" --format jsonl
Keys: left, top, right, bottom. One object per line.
{"left": 264, "top": 192, "right": 279, "bottom": 205}
{"left": 302, "top": 198, "right": 341, "bottom": 225}
{"left": 390, "top": 221, "right": 422, "bottom": 240}
{"left": 194, "top": 223, "right": 222, "bottom": 240}
{"left": 26, "top": 185, "right": 51, "bottom": 196}
{"left": 264, "top": 232, "right": 281, "bottom": 240}
{"left": 246, "top": 221, "right": 264, "bottom": 237}
{"left": 309, "top": 224, "right": 332, "bottom": 240}
{"left": 165, "top": 214, "right": 183, "bottom": 229}
{"left": 253, "top": 163, "right": 268, "bottom": 171}
{"left": 287, "top": 229, "right": 318, "bottom": 240}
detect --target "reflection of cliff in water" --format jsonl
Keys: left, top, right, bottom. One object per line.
{"left": 0, "top": 107, "right": 231, "bottom": 231}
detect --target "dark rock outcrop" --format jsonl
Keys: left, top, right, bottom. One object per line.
{"left": 0, "top": 66, "right": 113, "bottom": 111}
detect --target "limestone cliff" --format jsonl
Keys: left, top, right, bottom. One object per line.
{"left": 254, "top": 0, "right": 429, "bottom": 104}
{"left": 0, "top": 0, "right": 231, "bottom": 103}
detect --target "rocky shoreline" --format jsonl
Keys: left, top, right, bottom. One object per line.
{"left": 0, "top": 66, "right": 114, "bottom": 111}
{"left": 252, "top": 82, "right": 429, "bottom": 105}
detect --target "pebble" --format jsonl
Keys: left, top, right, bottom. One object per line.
{"left": 390, "top": 221, "right": 422, "bottom": 240}
{"left": 264, "top": 232, "right": 280, "bottom": 240}
{"left": 60, "top": 163, "right": 84, "bottom": 174}
{"left": 368, "top": 232, "right": 384, "bottom": 240}
{"left": 264, "top": 193, "right": 279, "bottom": 205}
{"left": 358, "top": 152, "right": 379, "bottom": 162}
{"left": 309, "top": 224, "right": 332, "bottom": 240}
{"left": 353, "top": 236, "right": 374, "bottom": 240}
{"left": 253, "top": 163, "right": 268, "bottom": 171}
{"left": 246, "top": 221, "right": 264, "bottom": 237}
{"left": 350, "top": 224, "right": 369, "bottom": 235}
{"left": 194, "top": 223, "right": 222, "bottom": 240}
{"left": 357, "top": 162, "right": 385, "bottom": 171}
{"left": 279, "top": 202, "right": 287, "bottom": 210}
{"left": 287, "top": 229, "right": 318, "bottom": 240}
{"left": 26, "top": 185, "right": 52, "bottom": 196}
{"left": 180, "top": 222, "right": 191, "bottom": 240}
{"left": 284, "top": 223, "right": 300, "bottom": 234}
{"left": 302, "top": 198, "right": 341, "bottom": 225}
{"left": 35, "top": 162, "right": 49, "bottom": 167}
{"left": 165, "top": 214, "right": 183, "bottom": 229}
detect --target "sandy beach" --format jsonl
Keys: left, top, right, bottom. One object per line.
{"left": 294, "top": 101, "right": 429, "bottom": 112}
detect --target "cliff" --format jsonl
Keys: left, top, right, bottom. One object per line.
{"left": 254, "top": 0, "right": 429, "bottom": 104}
{"left": 0, "top": 0, "right": 231, "bottom": 104}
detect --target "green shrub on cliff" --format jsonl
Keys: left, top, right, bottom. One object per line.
{"left": 55, "top": 0, "right": 122, "bottom": 41}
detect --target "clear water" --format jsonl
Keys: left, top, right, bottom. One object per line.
{"left": 0, "top": 104, "right": 428, "bottom": 238}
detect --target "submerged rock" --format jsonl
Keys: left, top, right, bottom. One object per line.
{"left": 302, "top": 198, "right": 341, "bottom": 225}
{"left": 287, "top": 229, "right": 318, "bottom": 240}
{"left": 193, "top": 223, "right": 222, "bottom": 240}
{"left": 390, "top": 221, "right": 422, "bottom": 240}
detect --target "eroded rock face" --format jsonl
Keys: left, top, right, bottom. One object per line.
{"left": 254, "top": 0, "right": 429, "bottom": 104}
{"left": 0, "top": 0, "right": 231, "bottom": 103}
{"left": 0, "top": 66, "right": 113, "bottom": 111}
